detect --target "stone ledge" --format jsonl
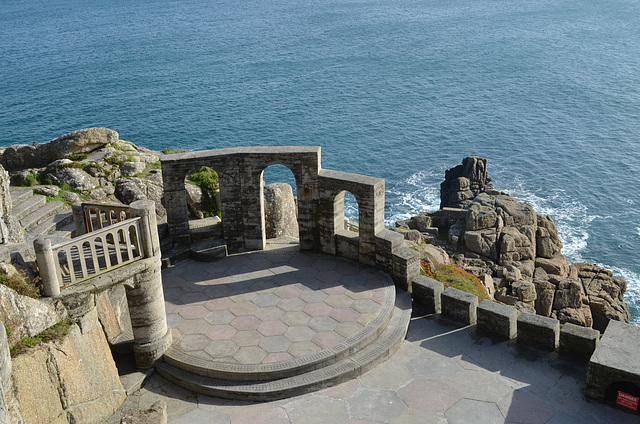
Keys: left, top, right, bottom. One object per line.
{"left": 441, "top": 287, "right": 478, "bottom": 325}
{"left": 477, "top": 300, "right": 517, "bottom": 340}
{"left": 559, "top": 323, "right": 599, "bottom": 361}
{"left": 412, "top": 276, "right": 443, "bottom": 314}
{"left": 517, "top": 313, "right": 559, "bottom": 351}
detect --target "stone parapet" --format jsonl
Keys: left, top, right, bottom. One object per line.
{"left": 517, "top": 313, "right": 559, "bottom": 351}
{"left": 559, "top": 323, "right": 599, "bottom": 361}
{"left": 442, "top": 287, "right": 478, "bottom": 325}
{"left": 411, "top": 276, "right": 443, "bottom": 314}
{"left": 477, "top": 300, "right": 517, "bottom": 340}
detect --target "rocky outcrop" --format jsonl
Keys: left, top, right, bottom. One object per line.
{"left": 264, "top": 183, "right": 299, "bottom": 239}
{"left": 399, "top": 156, "right": 631, "bottom": 330}
{"left": 0, "top": 284, "right": 67, "bottom": 347}
{"left": 440, "top": 155, "right": 492, "bottom": 209}
{"left": 1, "top": 128, "right": 118, "bottom": 171}
{"left": 0, "top": 165, "right": 24, "bottom": 244}
{"left": 10, "top": 322, "right": 126, "bottom": 424}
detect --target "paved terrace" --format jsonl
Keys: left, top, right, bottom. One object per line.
{"left": 109, "top": 242, "right": 637, "bottom": 424}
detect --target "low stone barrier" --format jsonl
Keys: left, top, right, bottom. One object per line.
{"left": 477, "top": 300, "right": 517, "bottom": 340}
{"left": 441, "top": 287, "right": 478, "bottom": 325}
{"left": 411, "top": 276, "right": 443, "bottom": 314}
{"left": 559, "top": 323, "right": 599, "bottom": 361}
{"left": 517, "top": 313, "right": 559, "bottom": 351}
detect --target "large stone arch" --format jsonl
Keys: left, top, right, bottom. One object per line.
{"left": 161, "top": 147, "right": 321, "bottom": 251}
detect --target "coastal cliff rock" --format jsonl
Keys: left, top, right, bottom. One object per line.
{"left": 399, "top": 156, "right": 631, "bottom": 330}
{"left": 0, "top": 165, "right": 24, "bottom": 244}
{"left": 264, "top": 183, "right": 299, "bottom": 239}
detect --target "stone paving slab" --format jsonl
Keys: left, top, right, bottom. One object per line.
{"left": 109, "top": 313, "right": 640, "bottom": 424}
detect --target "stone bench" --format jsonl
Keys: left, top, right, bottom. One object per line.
{"left": 477, "top": 300, "right": 517, "bottom": 340}
{"left": 517, "top": 313, "right": 559, "bottom": 351}
{"left": 411, "top": 276, "right": 443, "bottom": 314}
{"left": 441, "top": 287, "right": 478, "bottom": 325}
{"left": 586, "top": 320, "right": 640, "bottom": 406}
{"left": 559, "top": 323, "right": 599, "bottom": 361}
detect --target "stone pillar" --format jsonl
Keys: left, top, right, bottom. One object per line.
{"left": 358, "top": 181, "right": 385, "bottom": 267}
{"left": 240, "top": 162, "right": 265, "bottom": 250}
{"left": 161, "top": 168, "right": 190, "bottom": 245}
{"left": 71, "top": 202, "right": 87, "bottom": 236}
{"left": 34, "top": 238, "right": 60, "bottom": 297}
{"left": 126, "top": 200, "right": 171, "bottom": 368}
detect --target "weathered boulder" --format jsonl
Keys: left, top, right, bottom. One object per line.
{"left": 115, "top": 178, "right": 148, "bottom": 204}
{"left": 185, "top": 183, "right": 204, "bottom": 219}
{"left": 535, "top": 254, "right": 569, "bottom": 277}
{"left": 120, "top": 161, "right": 147, "bottom": 176}
{"left": 536, "top": 214, "right": 563, "bottom": 259}
{"left": 440, "top": 155, "right": 492, "bottom": 208}
{"left": 0, "top": 165, "right": 24, "bottom": 244}
{"left": 572, "top": 262, "right": 630, "bottom": 332}
{"left": 11, "top": 322, "right": 126, "bottom": 424}
{"left": 49, "top": 167, "right": 99, "bottom": 191}
{"left": 33, "top": 185, "right": 60, "bottom": 197}
{"left": 534, "top": 279, "right": 556, "bottom": 317}
{"left": 552, "top": 278, "right": 584, "bottom": 310}
{"left": 0, "top": 284, "right": 67, "bottom": 346}
{"left": 264, "top": 183, "right": 298, "bottom": 239}
{"left": 2, "top": 128, "right": 118, "bottom": 171}
{"left": 512, "top": 280, "right": 536, "bottom": 303}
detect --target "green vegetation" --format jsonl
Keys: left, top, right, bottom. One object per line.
{"left": 4, "top": 322, "right": 12, "bottom": 338}
{"left": 10, "top": 318, "right": 75, "bottom": 357}
{"left": 133, "top": 161, "right": 162, "bottom": 178}
{"left": 187, "top": 166, "right": 221, "bottom": 218}
{"left": 44, "top": 183, "right": 90, "bottom": 205}
{"left": 421, "top": 260, "right": 489, "bottom": 301}
{"left": 0, "top": 273, "right": 41, "bottom": 298}
{"left": 161, "top": 148, "right": 188, "bottom": 154}
{"left": 66, "top": 152, "right": 88, "bottom": 161}
{"left": 19, "top": 172, "right": 40, "bottom": 187}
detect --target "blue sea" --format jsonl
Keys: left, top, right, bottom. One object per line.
{"left": 2, "top": 0, "right": 640, "bottom": 323}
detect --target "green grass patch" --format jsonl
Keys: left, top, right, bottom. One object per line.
{"left": 10, "top": 318, "right": 75, "bottom": 357}
{"left": 44, "top": 183, "right": 90, "bottom": 205}
{"left": 186, "top": 166, "right": 221, "bottom": 218}
{"left": 66, "top": 152, "right": 88, "bottom": 161}
{"left": 161, "top": 148, "right": 188, "bottom": 154}
{"left": 19, "top": 172, "right": 40, "bottom": 187}
{"left": 0, "top": 274, "right": 41, "bottom": 298}
{"left": 421, "top": 260, "right": 489, "bottom": 301}
{"left": 133, "top": 161, "right": 162, "bottom": 178}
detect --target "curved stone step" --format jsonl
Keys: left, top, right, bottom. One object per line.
{"left": 30, "top": 211, "right": 74, "bottom": 236}
{"left": 163, "top": 272, "right": 396, "bottom": 382}
{"left": 9, "top": 188, "right": 35, "bottom": 209}
{"left": 189, "top": 238, "right": 228, "bottom": 262}
{"left": 156, "top": 290, "right": 411, "bottom": 401}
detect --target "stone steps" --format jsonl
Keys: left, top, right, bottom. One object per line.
{"left": 10, "top": 187, "right": 74, "bottom": 238}
{"left": 155, "top": 290, "right": 411, "bottom": 401}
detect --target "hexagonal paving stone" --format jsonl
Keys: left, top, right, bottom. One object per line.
{"left": 288, "top": 341, "right": 322, "bottom": 357}
{"left": 277, "top": 298, "right": 306, "bottom": 312}
{"left": 204, "top": 297, "right": 234, "bottom": 312}
{"left": 178, "top": 319, "right": 211, "bottom": 335}
{"left": 231, "top": 292, "right": 257, "bottom": 303}
{"left": 263, "top": 352, "right": 294, "bottom": 364}
{"left": 330, "top": 307, "right": 360, "bottom": 323}
{"left": 299, "top": 290, "right": 328, "bottom": 303}
{"left": 229, "top": 301, "right": 260, "bottom": 316}
{"left": 398, "top": 379, "right": 461, "bottom": 412}
{"left": 230, "top": 315, "right": 261, "bottom": 331}
{"left": 303, "top": 302, "right": 333, "bottom": 317}
{"left": 312, "top": 331, "right": 343, "bottom": 348}
{"left": 274, "top": 285, "right": 303, "bottom": 299}
{"left": 259, "top": 335, "right": 293, "bottom": 353}
{"left": 312, "top": 258, "right": 337, "bottom": 271}
{"left": 235, "top": 346, "right": 268, "bottom": 365}
{"left": 346, "top": 387, "right": 407, "bottom": 422}
{"left": 325, "top": 294, "right": 354, "bottom": 309}
{"left": 232, "top": 330, "right": 262, "bottom": 347}
{"left": 204, "top": 324, "right": 237, "bottom": 341}
{"left": 181, "top": 293, "right": 207, "bottom": 305}
{"left": 351, "top": 298, "right": 380, "bottom": 313}
{"left": 316, "top": 270, "right": 341, "bottom": 284}
{"left": 323, "top": 284, "right": 347, "bottom": 295}
{"left": 166, "top": 313, "right": 184, "bottom": 327}
{"left": 287, "top": 396, "right": 348, "bottom": 424}
{"left": 300, "top": 277, "right": 324, "bottom": 291}
{"left": 345, "top": 288, "right": 373, "bottom": 300}
{"left": 308, "top": 316, "right": 339, "bottom": 332}
{"left": 360, "top": 361, "right": 412, "bottom": 390}
{"left": 340, "top": 274, "right": 368, "bottom": 287}
{"left": 284, "top": 325, "right": 317, "bottom": 343}
{"left": 203, "top": 284, "right": 233, "bottom": 299}
{"left": 335, "top": 321, "right": 364, "bottom": 337}
{"left": 177, "top": 334, "right": 212, "bottom": 352}
{"left": 281, "top": 311, "right": 311, "bottom": 326}
{"left": 204, "top": 340, "right": 240, "bottom": 358}
{"left": 257, "top": 320, "right": 289, "bottom": 337}
{"left": 255, "top": 306, "right": 286, "bottom": 321}
{"left": 449, "top": 369, "right": 513, "bottom": 402}
{"left": 357, "top": 313, "right": 376, "bottom": 326}
{"left": 246, "top": 258, "right": 273, "bottom": 271}
{"left": 204, "top": 310, "right": 235, "bottom": 325}
{"left": 406, "top": 350, "right": 464, "bottom": 381}
{"left": 178, "top": 305, "right": 210, "bottom": 320}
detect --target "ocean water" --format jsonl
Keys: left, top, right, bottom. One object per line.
{"left": 2, "top": 0, "right": 640, "bottom": 323}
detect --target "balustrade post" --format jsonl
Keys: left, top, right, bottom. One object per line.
{"left": 71, "top": 202, "right": 87, "bottom": 236}
{"left": 34, "top": 238, "right": 60, "bottom": 297}
{"left": 129, "top": 200, "right": 160, "bottom": 259}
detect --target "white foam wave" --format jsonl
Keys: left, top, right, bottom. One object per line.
{"left": 385, "top": 169, "right": 441, "bottom": 226}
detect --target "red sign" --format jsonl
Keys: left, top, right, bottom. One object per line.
{"left": 616, "top": 391, "right": 639, "bottom": 411}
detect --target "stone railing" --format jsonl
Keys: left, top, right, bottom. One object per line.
{"left": 72, "top": 202, "right": 130, "bottom": 235}
{"left": 33, "top": 200, "right": 171, "bottom": 369}
{"left": 34, "top": 218, "right": 144, "bottom": 295}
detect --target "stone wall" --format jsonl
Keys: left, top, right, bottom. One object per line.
{"left": 161, "top": 147, "right": 420, "bottom": 289}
